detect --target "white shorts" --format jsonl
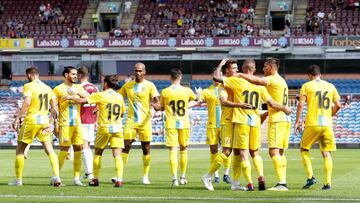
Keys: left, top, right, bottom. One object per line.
{"left": 82, "top": 124, "right": 96, "bottom": 142}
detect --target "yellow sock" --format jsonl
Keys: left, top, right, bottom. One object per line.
{"left": 241, "top": 159, "right": 252, "bottom": 184}
{"left": 58, "top": 150, "right": 68, "bottom": 170}
{"left": 210, "top": 153, "right": 217, "bottom": 166}
{"left": 324, "top": 156, "right": 333, "bottom": 185}
{"left": 272, "top": 155, "right": 284, "bottom": 183}
{"left": 301, "top": 151, "right": 313, "bottom": 179}
{"left": 122, "top": 153, "right": 129, "bottom": 168}
{"left": 208, "top": 153, "right": 227, "bottom": 174}
{"left": 115, "top": 155, "right": 123, "bottom": 179}
{"left": 281, "top": 154, "right": 287, "bottom": 181}
{"left": 169, "top": 150, "right": 177, "bottom": 177}
{"left": 224, "top": 154, "right": 231, "bottom": 173}
{"left": 143, "top": 155, "right": 151, "bottom": 177}
{"left": 253, "top": 155, "right": 264, "bottom": 177}
{"left": 232, "top": 155, "right": 242, "bottom": 182}
{"left": 73, "top": 151, "right": 82, "bottom": 179}
{"left": 180, "top": 150, "right": 187, "bottom": 175}
{"left": 93, "top": 154, "right": 102, "bottom": 178}
{"left": 48, "top": 152, "right": 59, "bottom": 177}
{"left": 15, "top": 155, "right": 25, "bottom": 180}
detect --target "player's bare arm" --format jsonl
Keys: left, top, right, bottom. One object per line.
{"left": 332, "top": 100, "right": 342, "bottom": 116}
{"left": 235, "top": 72, "right": 269, "bottom": 86}
{"left": 295, "top": 95, "right": 306, "bottom": 135}
{"left": 12, "top": 96, "right": 31, "bottom": 130}
{"left": 260, "top": 111, "right": 269, "bottom": 124}
{"left": 151, "top": 96, "right": 161, "bottom": 111}
{"left": 219, "top": 95, "right": 254, "bottom": 109}
{"left": 212, "top": 58, "right": 228, "bottom": 83}
{"left": 43, "top": 98, "right": 58, "bottom": 134}
{"left": 267, "top": 99, "right": 291, "bottom": 114}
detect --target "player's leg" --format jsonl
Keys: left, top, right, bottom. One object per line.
{"left": 249, "top": 126, "right": 265, "bottom": 190}
{"left": 82, "top": 124, "right": 94, "bottom": 179}
{"left": 38, "top": 127, "right": 61, "bottom": 187}
{"left": 24, "top": 144, "right": 31, "bottom": 159}
{"left": 89, "top": 132, "right": 110, "bottom": 187}
{"left": 166, "top": 129, "right": 178, "bottom": 187}
{"left": 9, "top": 124, "right": 36, "bottom": 186}
{"left": 267, "top": 122, "right": 287, "bottom": 191}
{"left": 141, "top": 141, "right": 151, "bottom": 184}
{"left": 202, "top": 123, "right": 232, "bottom": 190}
{"left": 231, "top": 148, "right": 246, "bottom": 191}
{"left": 207, "top": 128, "right": 220, "bottom": 183}
{"left": 71, "top": 126, "right": 84, "bottom": 186}
{"left": 121, "top": 125, "right": 136, "bottom": 170}
{"left": 112, "top": 130, "right": 133, "bottom": 183}
{"left": 300, "top": 127, "right": 320, "bottom": 189}
{"left": 236, "top": 124, "right": 253, "bottom": 191}
{"left": 58, "top": 126, "right": 71, "bottom": 170}
{"left": 9, "top": 141, "right": 28, "bottom": 186}
{"left": 279, "top": 122, "right": 291, "bottom": 184}
{"left": 111, "top": 132, "right": 124, "bottom": 187}
{"left": 320, "top": 127, "right": 336, "bottom": 190}
{"left": 89, "top": 147, "right": 105, "bottom": 187}
{"left": 140, "top": 124, "right": 152, "bottom": 184}
{"left": 179, "top": 129, "right": 190, "bottom": 185}
{"left": 209, "top": 144, "right": 219, "bottom": 182}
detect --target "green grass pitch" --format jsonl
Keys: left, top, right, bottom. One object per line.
{"left": 0, "top": 148, "right": 359, "bottom": 202}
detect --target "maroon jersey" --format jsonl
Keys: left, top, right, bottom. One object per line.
{"left": 80, "top": 82, "right": 98, "bottom": 124}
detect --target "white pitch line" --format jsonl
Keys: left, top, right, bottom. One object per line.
{"left": 0, "top": 195, "right": 359, "bottom": 202}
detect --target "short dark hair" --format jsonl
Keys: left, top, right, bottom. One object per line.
{"left": 62, "top": 66, "right": 76, "bottom": 77}
{"left": 170, "top": 68, "right": 182, "bottom": 81}
{"left": 104, "top": 75, "right": 118, "bottom": 89}
{"left": 265, "top": 57, "right": 280, "bottom": 68}
{"left": 306, "top": 64, "right": 321, "bottom": 76}
{"left": 77, "top": 66, "right": 89, "bottom": 77}
{"left": 221, "top": 59, "right": 237, "bottom": 74}
{"left": 25, "top": 66, "right": 39, "bottom": 75}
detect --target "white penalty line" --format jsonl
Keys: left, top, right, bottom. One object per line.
{"left": 0, "top": 195, "right": 359, "bottom": 202}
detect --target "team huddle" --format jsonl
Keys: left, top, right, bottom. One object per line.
{"left": 9, "top": 58, "right": 341, "bottom": 191}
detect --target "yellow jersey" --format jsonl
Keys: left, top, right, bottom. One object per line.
{"left": 87, "top": 89, "right": 126, "bottom": 134}
{"left": 199, "top": 84, "right": 222, "bottom": 128}
{"left": 23, "top": 80, "right": 55, "bottom": 125}
{"left": 119, "top": 79, "right": 159, "bottom": 127}
{"left": 299, "top": 79, "right": 340, "bottom": 127}
{"left": 264, "top": 74, "right": 290, "bottom": 123}
{"left": 53, "top": 83, "right": 87, "bottom": 126}
{"left": 224, "top": 76, "right": 271, "bottom": 127}
{"left": 160, "top": 85, "right": 196, "bottom": 129}
{"left": 220, "top": 84, "right": 233, "bottom": 125}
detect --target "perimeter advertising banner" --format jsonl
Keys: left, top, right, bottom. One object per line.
{"left": 0, "top": 39, "right": 33, "bottom": 49}
{"left": 33, "top": 36, "right": 327, "bottom": 49}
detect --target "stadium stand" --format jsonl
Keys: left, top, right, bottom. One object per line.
{"left": 113, "top": 0, "right": 258, "bottom": 38}
{"left": 0, "top": 0, "right": 92, "bottom": 38}
{"left": 301, "top": 0, "right": 360, "bottom": 36}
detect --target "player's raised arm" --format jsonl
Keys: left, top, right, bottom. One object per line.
{"left": 213, "top": 58, "right": 228, "bottom": 83}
